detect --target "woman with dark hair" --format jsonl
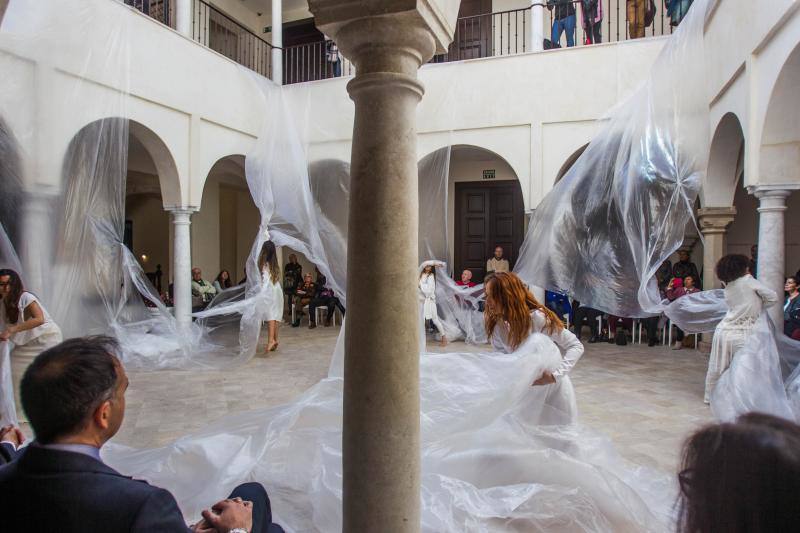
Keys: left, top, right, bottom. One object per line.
{"left": 0, "top": 269, "right": 62, "bottom": 419}
{"left": 212, "top": 270, "right": 232, "bottom": 293}
{"left": 258, "top": 241, "right": 283, "bottom": 352}
{"left": 705, "top": 255, "right": 778, "bottom": 403}
{"left": 0, "top": 269, "right": 62, "bottom": 348}
{"left": 677, "top": 412, "right": 800, "bottom": 533}
{"left": 419, "top": 261, "right": 447, "bottom": 347}
{"left": 485, "top": 272, "right": 584, "bottom": 418}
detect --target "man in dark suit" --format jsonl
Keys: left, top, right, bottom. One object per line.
{"left": 0, "top": 424, "right": 24, "bottom": 464}
{"left": 0, "top": 336, "right": 284, "bottom": 533}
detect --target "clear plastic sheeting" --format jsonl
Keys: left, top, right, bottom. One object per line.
{"left": 0, "top": 342, "right": 15, "bottom": 426}
{"left": 106, "top": 331, "right": 676, "bottom": 532}
{"left": 515, "top": 0, "right": 711, "bottom": 320}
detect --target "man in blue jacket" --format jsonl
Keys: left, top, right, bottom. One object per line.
{"left": 0, "top": 335, "right": 284, "bottom": 533}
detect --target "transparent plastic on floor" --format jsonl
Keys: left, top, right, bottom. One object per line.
{"left": 106, "top": 330, "right": 676, "bottom": 532}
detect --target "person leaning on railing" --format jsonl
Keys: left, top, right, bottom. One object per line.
{"left": 579, "top": 0, "right": 603, "bottom": 45}
{"left": 547, "top": 0, "right": 577, "bottom": 48}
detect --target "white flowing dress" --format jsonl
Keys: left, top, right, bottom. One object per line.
{"left": 419, "top": 273, "right": 446, "bottom": 337}
{"left": 705, "top": 274, "right": 777, "bottom": 402}
{"left": 103, "top": 316, "right": 673, "bottom": 532}
{"left": 262, "top": 268, "right": 284, "bottom": 322}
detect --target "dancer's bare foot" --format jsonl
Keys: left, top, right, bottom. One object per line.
{"left": 270, "top": 341, "right": 279, "bottom": 352}
{"left": 439, "top": 336, "right": 448, "bottom": 347}
{"left": 266, "top": 340, "right": 278, "bottom": 352}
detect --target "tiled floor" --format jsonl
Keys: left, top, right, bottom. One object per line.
{"left": 105, "top": 324, "right": 712, "bottom": 476}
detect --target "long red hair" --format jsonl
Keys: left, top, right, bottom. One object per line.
{"left": 484, "top": 272, "right": 563, "bottom": 350}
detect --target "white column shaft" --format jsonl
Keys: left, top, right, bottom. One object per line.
{"left": 170, "top": 209, "right": 194, "bottom": 329}
{"left": 271, "top": 0, "right": 283, "bottom": 84}
{"left": 531, "top": 1, "right": 544, "bottom": 52}
{"left": 175, "top": 0, "right": 192, "bottom": 37}
{"left": 753, "top": 189, "right": 791, "bottom": 326}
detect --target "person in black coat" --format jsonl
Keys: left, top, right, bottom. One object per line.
{"left": 0, "top": 336, "right": 284, "bottom": 533}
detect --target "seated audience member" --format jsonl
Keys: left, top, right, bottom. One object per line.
{"left": 607, "top": 315, "right": 634, "bottom": 343}
{"left": 292, "top": 273, "right": 316, "bottom": 327}
{"left": 486, "top": 246, "right": 510, "bottom": 275}
{"left": 456, "top": 269, "right": 476, "bottom": 288}
{"left": 0, "top": 336, "right": 284, "bottom": 532}
{"left": 309, "top": 269, "right": 344, "bottom": 329}
{"left": 213, "top": 270, "right": 233, "bottom": 293}
{"left": 545, "top": 290, "right": 571, "bottom": 322}
{"left": 784, "top": 276, "right": 800, "bottom": 340}
{"left": 191, "top": 267, "right": 217, "bottom": 312}
{"left": 666, "top": 276, "right": 700, "bottom": 349}
{"left": 0, "top": 424, "right": 24, "bottom": 464}
{"left": 677, "top": 412, "right": 800, "bottom": 533}
{"left": 672, "top": 251, "right": 700, "bottom": 287}
{"left": 571, "top": 300, "right": 602, "bottom": 343}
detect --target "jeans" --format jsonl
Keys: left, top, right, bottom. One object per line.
{"left": 552, "top": 14, "right": 576, "bottom": 47}
{"left": 228, "top": 482, "right": 285, "bottom": 533}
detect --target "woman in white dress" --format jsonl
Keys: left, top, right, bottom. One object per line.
{"left": 0, "top": 269, "right": 62, "bottom": 420}
{"left": 258, "top": 242, "right": 283, "bottom": 353}
{"left": 419, "top": 262, "right": 447, "bottom": 346}
{"left": 485, "top": 271, "right": 584, "bottom": 422}
{"left": 705, "top": 254, "right": 778, "bottom": 403}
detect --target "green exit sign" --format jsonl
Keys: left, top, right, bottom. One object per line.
{"left": 483, "top": 169, "right": 495, "bottom": 180}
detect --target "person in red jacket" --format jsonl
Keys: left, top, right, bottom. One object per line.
{"left": 455, "top": 269, "right": 477, "bottom": 288}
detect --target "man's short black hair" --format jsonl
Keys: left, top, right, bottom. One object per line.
{"left": 21, "top": 336, "right": 121, "bottom": 444}
{"left": 715, "top": 254, "right": 751, "bottom": 283}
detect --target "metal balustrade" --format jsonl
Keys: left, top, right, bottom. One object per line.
{"left": 123, "top": 0, "right": 684, "bottom": 84}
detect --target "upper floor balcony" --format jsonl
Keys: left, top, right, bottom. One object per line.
{"left": 125, "top": 0, "right": 682, "bottom": 84}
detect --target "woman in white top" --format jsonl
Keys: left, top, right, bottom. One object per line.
{"left": 0, "top": 269, "right": 62, "bottom": 422}
{"left": 258, "top": 242, "right": 283, "bottom": 353}
{"left": 0, "top": 269, "right": 62, "bottom": 349}
{"left": 705, "top": 254, "right": 778, "bottom": 403}
{"left": 419, "top": 262, "right": 447, "bottom": 347}
{"left": 485, "top": 271, "right": 584, "bottom": 421}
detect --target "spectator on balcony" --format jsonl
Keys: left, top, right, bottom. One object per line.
{"left": 325, "top": 37, "right": 341, "bottom": 78}
{"left": 580, "top": 0, "right": 603, "bottom": 44}
{"left": 666, "top": 0, "right": 693, "bottom": 26}
{"left": 547, "top": 0, "right": 577, "bottom": 48}
{"left": 627, "top": 0, "right": 647, "bottom": 39}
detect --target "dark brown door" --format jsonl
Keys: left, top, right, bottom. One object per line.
{"left": 455, "top": 181, "right": 524, "bottom": 282}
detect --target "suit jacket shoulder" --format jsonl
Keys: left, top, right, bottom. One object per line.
{"left": 0, "top": 446, "right": 191, "bottom": 532}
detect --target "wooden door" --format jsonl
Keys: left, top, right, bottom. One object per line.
{"left": 455, "top": 181, "right": 524, "bottom": 282}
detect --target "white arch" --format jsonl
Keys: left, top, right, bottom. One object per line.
{"left": 703, "top": 112, "right": 745, "bottom": 207}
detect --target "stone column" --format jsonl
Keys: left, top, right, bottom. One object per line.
{"left": 308, "top": 2, "right": 457, "bottom": 531}
{"left": 530, "top": 0, "right": 544, "bottom": 52}
{"left": 271, "top": 0, "right": 283, "bottom": 84}
{"left": 21, "top": 191, "right": 57, "bottom": 296}
{"left": 748, "top": 185, "right": 796, "bottom": 326}
{"left": 167, "top": 207, "right": 196, "bottom": 329}
{"left": 175, "top": 0, "right": 192, "bottom": 37}
{"left": 697, "top": 207, "right": 736, "bottom": 290}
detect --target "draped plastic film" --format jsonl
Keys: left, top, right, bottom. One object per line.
{"left": 3, "top": 0, "right": 798, "bottom": 531}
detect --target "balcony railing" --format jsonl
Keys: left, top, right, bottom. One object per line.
{"left": 283, "top": 41, "right": 355, "bottom": 85}
{"left": 124, "top": 0, "right": 172, "bottom": 27}
{"left": 192, "top": 0, "right": 274, "bottom": 79}
{"left": 125, "top": 0, "right": 680, "bottom": 85}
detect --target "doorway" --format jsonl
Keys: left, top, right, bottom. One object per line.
{"left": 455, "top": 180, "right": 524, "bottom": 281}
